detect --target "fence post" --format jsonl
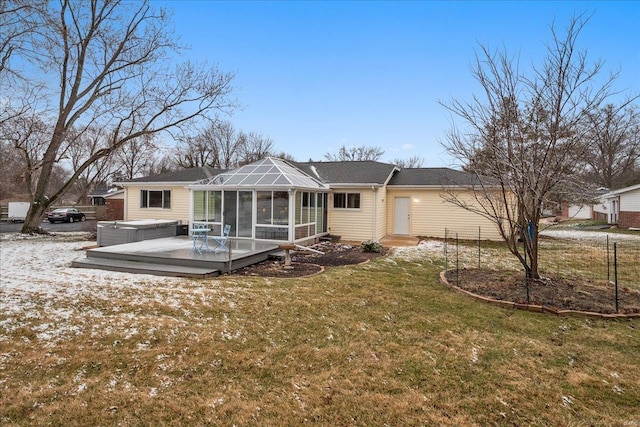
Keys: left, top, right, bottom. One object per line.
{"left": 444, "top": 228, "right": 448, "bottom": 271}
{"left": 606, "top": 235, "right": 610, "bottom": 281}
{"left": 614, "top": 242, "right": 619, "bottom": 313}
{"left": 456, "top": 233, "right": 459, "bottom": 286}
{"left": 477, "top": 226, "right": 481, "bottom": 270}
{"left": 524, "top": 235, "right": 530, "bottom": 304}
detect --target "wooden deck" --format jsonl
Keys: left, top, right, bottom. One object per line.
{"left": 72, "top": 236, "right": 281, "bottom": 278}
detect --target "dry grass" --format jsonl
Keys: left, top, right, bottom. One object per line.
{"left": 1, "top": 241, "right": 640, "bottom": 426}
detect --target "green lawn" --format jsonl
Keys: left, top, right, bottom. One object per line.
{"left": 1, "top": 245, "right": 638, "bottom": 426}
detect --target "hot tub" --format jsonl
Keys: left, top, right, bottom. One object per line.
{"left": 97, "top": 219, "right": 181, "bottom": 247}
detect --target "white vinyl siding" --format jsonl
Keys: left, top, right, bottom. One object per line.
{"left": 620, "top": 188, "right": 640, "bottom": 212}
{"left": 328, "top": 188, "right": 379, "bottom": 241}
{"left": 386, "top": 189, "right": 503, "bottom": 240}
{"left": 124, "top": 185, "right": 191, "bottom": 224}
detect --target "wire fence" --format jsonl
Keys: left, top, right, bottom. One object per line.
{"left": 442, "top": 227, "right": 640, "bottom": 313}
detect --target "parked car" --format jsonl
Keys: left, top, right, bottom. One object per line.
{"left": 47, "top": 208, "right": 86, "bottom": 223}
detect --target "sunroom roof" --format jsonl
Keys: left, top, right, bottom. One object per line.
{"left": 192, "top": 157, "right": 328, "bottom": 190}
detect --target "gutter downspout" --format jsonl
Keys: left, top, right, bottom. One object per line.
{"left": 372, "top": 186, "right": 378, "bottom": 241}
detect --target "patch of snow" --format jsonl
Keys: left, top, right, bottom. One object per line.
{"left": 0, "top": 233, "right": 229, "bottom": 345}
{"left": 541, "top": 229, "right": 640, "bottom": 241}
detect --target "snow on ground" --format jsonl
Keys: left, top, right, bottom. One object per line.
{"left": 1, "top": 229, "right": 635, "bottom": 345}
{"left": 0, "top": 232, "right": 229, "bottom": 345}
{"left": 540, "top": 228, "right": 640, "bottom": 241}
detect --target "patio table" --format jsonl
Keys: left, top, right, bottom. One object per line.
{"left": 190, "top": 227, "right": 211, "bottom": 254}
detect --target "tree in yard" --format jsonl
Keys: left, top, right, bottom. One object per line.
{"left": 0, "top": 0, "right": 44, "bottom": 77}
{"left": 173, "top": 121, "right": 278, "bottom": 169}
{"left": 391, "top": 155, "right": 425, "bottom": 168}
{"left": 173, "top": 120, "right": 242, "bottom": 170}
{"left": 0, "top": 0, "right": 236, "bottom": 233}
{"left": 582, "top": 103, "right": 640, "bottom": 189}
{"left": 440, "top": 15, "right": 622, "bottom": 279}
{"left": 324, "top": 144, "right": 385, "bottom": 161}
{"left": 238, "top": 131, "right": 275, "bottom": 165}
{"left": 112, "top": 134, "right": 162, "bottom": 181}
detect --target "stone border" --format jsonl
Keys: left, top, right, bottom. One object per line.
{"left": 258, "top": 264, "right": 325, "bottom": 279}
{"left": 439, "top": 270, "right": 640, "bottom": 319}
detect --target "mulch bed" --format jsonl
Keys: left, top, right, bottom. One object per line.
{"left": 234, "top": 242, "right": 388, "bottom": 278}
{"left": 445, "top": 268, "right": 640, "bottom": 314}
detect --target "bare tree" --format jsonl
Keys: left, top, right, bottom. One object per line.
{"left": 272, "top": 151, "right": 296, "bottom": 162}
{"left": 1, "top": 0, "right": 236, "bottom": 232}
{"left": 173, "top": 132, "right": 218, "bottom": 169}
{"left": 582, "top": 103, "right": 640, "bottom": 189}
{"left": 211, "top": 121, "right": 242, "bottom": 169}
{"left": 65, "top": 128, "right": 113, "bottom": 203}
{"left": 0, "top": 0, "right": 44, "bottom": 78}
{"left": 391, "top": 155, "right": 425, "bottom": 168}
{"left": 0, "top": 107, "right": 61, "bottom": 197}
{"left": 112, "top": 134, "right": 160, "bottom": 180}
{"left": 172, "top": 121, "right": 277, "bottom": 169}
{"left": 239, "top": 131, "right": 275, "bottom": 165}
{"left": 173, "top": 120, "right": 242, "bottom": 169}
{"left": 0, "top": 140, "right": 25, "bottom": 200}
{"left": 440, "top": 15, "right": 619, "bottom": 279}
{"left": 325, "top": 145, "right": 385, "bottom": 161}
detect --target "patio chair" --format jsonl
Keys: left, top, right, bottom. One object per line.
{"left": 190, "top": 222, "right": 211, "bottom": 254}
{"left": 210, "top": 224, "right": 231, "bottom": 254}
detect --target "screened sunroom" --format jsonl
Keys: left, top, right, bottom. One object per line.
{"left": 189, "top": 157, "right": 329, "bottom": 242}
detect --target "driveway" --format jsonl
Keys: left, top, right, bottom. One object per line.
{"left": 0, "top": 220, "right": 97, "bottom": 234}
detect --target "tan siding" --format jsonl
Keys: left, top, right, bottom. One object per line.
{"left": 386, "top": 189, "right": 503, "bottom": 240}
{"left": 375, "top": 187, "right": 387, "bottom": 240}
{"left": 328, "top": 188, "right": 378, "bottom": 242}
{"left": 124, "top": 185, "right": 191, "bottom": 224}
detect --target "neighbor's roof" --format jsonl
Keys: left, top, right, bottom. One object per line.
{"left": 388, "top": 168, "right": 483, "bottom": 187}
{"left": 193, "top": 157, "right": 328, "bottom": 190}
{"left": 602, "top": 182, "right": 640, "bottom": 198}
{"left": 89, "top": 187, "right": 124, "bottom": 197}
{"left": 294, "top": 161, "right": 399, "bottom": 186}
{"left": 116, "top": 166, "right": 223, "bottom": 185}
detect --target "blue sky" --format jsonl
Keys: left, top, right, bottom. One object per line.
{"left": 156, "top": 1, "right": 639, "bottom": 167}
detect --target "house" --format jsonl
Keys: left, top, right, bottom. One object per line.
{"left": 117, "top": 158, "right": 505, "bottom": 243}
{"left": 602, "top": 183, "right": 640, "bottom": 229}
{"left": 89, "top": 187, "right": 125, "bottom": 220}
{"left": 115, "top": 166, "right": 223, "bottom": 225}
{"left": 557, "top": 188, "right": 610, "bottom": 221}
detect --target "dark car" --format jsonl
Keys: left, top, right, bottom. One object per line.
{"left": 47, "top": 208, "right": 86, "bottom": 223}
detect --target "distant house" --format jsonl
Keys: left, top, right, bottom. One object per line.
{"left": 558, "top": 188, "right": 610, "bottom": 221}
{"left": 602, "top": 183, "right": 640, "bottom": 229}
{"left": 117, "top": 158, "right": 505, "bottom": 242}
{"left": 88, "top": 187, "right": 122, "bottom": 206}
{"left": 88, "top": 187, "right": 125, "bottom": 220}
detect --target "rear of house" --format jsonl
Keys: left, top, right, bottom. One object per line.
{"left": 117, "top": 159, "right": 508, "bottom": 242}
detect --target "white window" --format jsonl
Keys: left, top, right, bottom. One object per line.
{"left": 333, "top": 192, "right": 360, "bottom": 209}
{"left": 140, "top": 190, "right": 171, "bottom": 209}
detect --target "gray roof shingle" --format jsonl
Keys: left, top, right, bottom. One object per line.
{"left": 388, "top": 168, "right": 482, "bottom": 186}
{"left": 117, "top": 161, "right": 481, "bottom": 188}
{"left": 294, "top": 161, "right": 398, "bottom": 185}
{"left": 119, "top": 166, "right": 223, "bottom": 184}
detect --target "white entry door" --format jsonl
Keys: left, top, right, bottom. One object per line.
{"left": 394, "top": 197, "right": 410, "bottom": 235}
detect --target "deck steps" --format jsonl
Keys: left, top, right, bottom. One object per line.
{"left": 72, "top": 257, "right": 220, "bottom": 278}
